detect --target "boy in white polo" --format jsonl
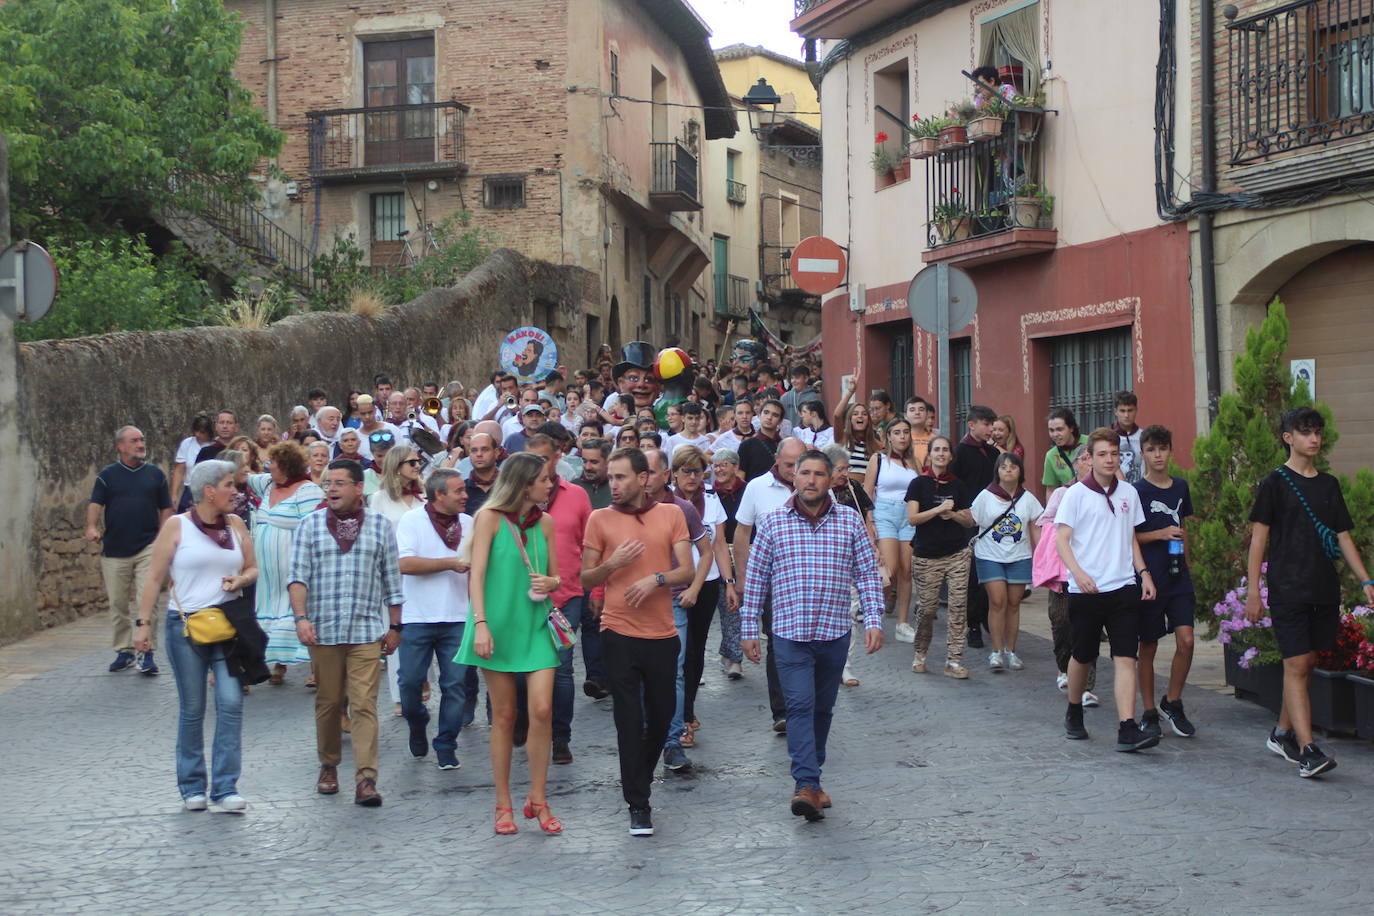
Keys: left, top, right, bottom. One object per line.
{"left": 1055, "top": 428, "right": 1159, "bottom": 752}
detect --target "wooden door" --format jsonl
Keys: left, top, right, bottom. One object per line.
{"left": 363, "top": 38, "right": 436, "bottom": 166}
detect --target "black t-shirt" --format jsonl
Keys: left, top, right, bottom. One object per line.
{"left": 1249, "top": 467, "right": 1353, "bottom": 606}
{"left": 465, "top": 474, "right": 496, "bottom": 516}
{"left": 905, "top": 476, "right": 972, "bottom": 558}
{"left": 195, "top": 442, "right": 227, "bottom": 464}
{"left": 951, "top": 437, "right": 996, "bottom": 492}
{"left": 1133, "top": 476, "right": 1194, "bottom": 597}
{"left": 713, "top": 483, "right": 745, "bottom": 544}
{"left": 833, "top": 479, "right": 874, "bottom": 518}
{"left": 738, "top": 434, "right": 781, "bottom": 481}
{"left": 90, "top": 461, "right": 171, "bottom": 558}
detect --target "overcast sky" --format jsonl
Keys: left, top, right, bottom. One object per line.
{"left": 690, "top": 0, "right": 806, "bottom": 60}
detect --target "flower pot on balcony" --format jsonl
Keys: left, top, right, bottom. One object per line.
{"left": 1224, "top": 645, "right": 1284, "bottom": 715}
{"left": 1009, "top": 196, "right": 1042, "bottom": 228}
{"left": 877, "top": 169, "right": 897, "bottom": 188}
{"left": 936, "top": 217, "right": 972, "bottom": 244}
{"left": 1015, "top": 107, "right": 1044, "bottom": 141}
{"left": 967, "top": 115, "right": 1004, "bottom": 141}
{"left": 909, "top": 137, "right": 939, "bottom": 159}
{"left": 892, "top": 160, "right": 911, "bottom": 182}
{"left": 1310, "top": 668, "right": 1358, "bottom": 735}
{"left": 1350, "top": 673, "right": 1374, "bottom": 740}
{"left": 937, "top": 124, "right": 968, "bottom": 149}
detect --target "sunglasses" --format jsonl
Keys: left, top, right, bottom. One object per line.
{"left": 401, "top": 458, "right": 423, "bottom": 468}
{"left": 369, "top": 432, "right": 396, "bottom": 444}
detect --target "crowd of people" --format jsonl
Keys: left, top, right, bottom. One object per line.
{"left": 83, "top": 339, "right": 1374, "bottom": 830}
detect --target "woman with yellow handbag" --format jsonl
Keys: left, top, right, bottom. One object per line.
{"left": 135, "top": 459, "right": 258, "bottom": 813}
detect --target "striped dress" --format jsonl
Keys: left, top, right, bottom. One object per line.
{"left": 249, "top": 474, "right": 324, "bottom": 665}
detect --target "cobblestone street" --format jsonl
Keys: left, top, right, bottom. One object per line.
{"left": 3, "top": 599, "right": 1372, "bottom": 914}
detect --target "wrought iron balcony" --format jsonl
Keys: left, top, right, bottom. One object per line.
{"left": 306, "top": 102, "right": 468, "bottom": 182}
{"left": 726, "top": 178, "right": 748, "bottom": 204}
{"left": 651, "top": 141, "right": 701, "bottom": 210}
{"left": 1226, "top": 0, "right": 1374, "bottom": 165}
{"left": 714, "top": 273, "right": 751, "bottom": 317}
{"left": 919, "top": 111, "right": 1057, "bottom": 266}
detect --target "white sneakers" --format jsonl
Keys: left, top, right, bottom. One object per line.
{"left": 1005, "top": 651, "right": 1024, "bottom": 670}
{"left": 1082, "top": 691, "right": 1100, "bottom": 707}
{"left": 988, "top": 651, "right": 1006, "bottom": 672}
{"left": 183, "top": 795, "right": 208, "bottom": 811}
{"left": 215, "top": 794, "right": 247, "bottom": 812}
{"left": 1056, "top": 672, "right": 1069, "bottom": 691}
{"left": 894, "top": 622, "right": 916, "bottom": 643}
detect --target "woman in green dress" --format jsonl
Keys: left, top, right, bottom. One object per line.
{"left": 455, "top": 452, "right": 563, "bottom": 835}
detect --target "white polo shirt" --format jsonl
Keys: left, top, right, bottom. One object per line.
{"left": 395, "top": 505, "right": 473, "bottom": 624}
{"left": 736, "top": 472, "right": 793, "bottom": 529}
{"left": 1054, "top": 480, "right": 1145, "bottom": 594}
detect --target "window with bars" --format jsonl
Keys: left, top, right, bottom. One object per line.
{"left": 1047, "top": 327, "right": 1132, "bottom": 433}
{"left": 610, "top": 50, "right": 620, "bottom": 97}
{"left": 483, "top": 176, "right": 526, "bottom": 209}
{"left": 951, "top": 338, "right": 972, "bottom": 431}
{"left": 371, "top": 192, "right": 406, "bottom": 241}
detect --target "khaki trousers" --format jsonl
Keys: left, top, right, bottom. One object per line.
{"left": 101, "top": 544, "right": 162, "bottom": 652}
{"left": 912, "top": 548, "right": 971, "bottom": 664}
{"left": 309, "top": 642, "right": 383, "bottom": 783}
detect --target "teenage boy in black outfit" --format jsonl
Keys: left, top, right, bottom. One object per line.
{"left": 952, "top": 405, "right": 998, "bottom": 648}
{"left": 1133, "top": 425, "right": 1197, "bottom": 739}
{"left": 1247, "top": 407, "right": 1374, "bottom": 778}
{"left": 1056, "top": 428, "right": 1159, "bottom": 753}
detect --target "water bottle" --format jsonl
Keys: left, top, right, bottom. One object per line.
{"left": 1167, "top": 538, "right": 1184, "bottom": 576}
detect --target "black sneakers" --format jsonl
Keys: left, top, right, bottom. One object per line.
{"left": 1298, "top": 743, "right": 1337, "bottom": 778}
{"left": 1159, "top": 696, "right": 1196, "bottom": 737}
{"left": 1064, "top": 703, "right": 1088, "bottom": 740}
{"left": 1115, "top": 718, "right": 1160, "bottom": 752}
{"left": 629, "top": 806, "right": 654, "bottom": 836}
{"left": 1266, "top": 727, "right": 1302, "bottom": 763}
{"left": 1139, "top": 709, "right": 1163, "bottom": 742}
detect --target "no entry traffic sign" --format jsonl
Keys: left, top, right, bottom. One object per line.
{"left": 787, "top": 236, "right": 847, "bottom": 296}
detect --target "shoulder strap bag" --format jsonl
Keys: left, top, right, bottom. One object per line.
{"left": 970, "top": 495, "right": 1018, "bottom": 548}
{"left": 1275, "top": 466, "right": 1343, "bottom": 560}
{"left": 503, "top": 518, "right": 577, "bottom": 650}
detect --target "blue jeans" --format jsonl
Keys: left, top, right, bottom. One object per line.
{"left": 664, "top": 598, "right": 689, "bottom": 750}
{"left": 553, "top": 596, "right": 585, "bottom": 742}
{"left": 773, "top": 633, "right": 850, "bottom": 790}
{"left": 165, "top": 612, "right": 243, "bottom": 801}
{"left": 399, "top": 622, "right": 468, "bottom": 754}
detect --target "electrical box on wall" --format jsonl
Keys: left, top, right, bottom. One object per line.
{"left": 849, "top": 282, "right": 866, "bottom": 312}
{"left": 284, "top": 181, "right": 300, "bottom": 198}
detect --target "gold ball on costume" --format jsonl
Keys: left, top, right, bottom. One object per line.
{"left": 654, "top": 347, "right": 691, "bottom": 381}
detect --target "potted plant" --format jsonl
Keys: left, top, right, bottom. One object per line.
{"left": 871, "top": 131, "right": 901, "bottom": 186}
{"left": 1216, "top": 567, "right": 1285, "bottom": 714}
{"left": 1310, "top": 607, "right": 1374, "bottom": 734}
{"left": 1010, "top": 87, "right": 1047, "bottom": 140}
{"left": 932, "top": 188, "right": 970, "bottom": 243}
{"left": 1009, "top": 182, "right": 1052, "bottom": 228}
{"left": 938, "top": 101, "right": 976, "bottom": 149}
{"left": 907, "top": 114, "right": 940, "bottom": 159}
{"left": 968, "top": 95, "right": 1009, "bottom": 141}
{"left": 972, "top": 206, "right": 1006, "bottom": 236}
{"left": 1349, "top": 624, "right": 1374, "bottom": 739}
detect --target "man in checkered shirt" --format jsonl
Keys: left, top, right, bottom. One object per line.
{"left": 289, "top": 459, "right": 404, "bottom": 808}
{"left": 740, "top": 449, "right": 884, "bottom": 823}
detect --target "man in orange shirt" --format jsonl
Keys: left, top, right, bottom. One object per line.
{"left": 582, "top": 447, "right": 695, "bottom": 837}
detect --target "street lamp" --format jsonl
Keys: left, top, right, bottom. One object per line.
{"left": 742, "top": 77, "right": 782, "bottom": 139}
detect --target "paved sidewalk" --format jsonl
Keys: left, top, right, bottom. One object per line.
{"left": 1, "top": 606, "right": 1371, "bottom": 914}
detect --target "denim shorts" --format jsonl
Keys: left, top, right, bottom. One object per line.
{"left": 873, "top": 497, "right": 915, "bottom": 541}
{"left": 975, "top": 557, "right": 1033, "bottom": 584}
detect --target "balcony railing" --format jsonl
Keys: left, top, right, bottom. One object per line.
{"left": 307, "top": 101, "right": 468, "bottom": 181}
{"left": 714, "top": 273, "right": 751, "bottom": 317}
{"left": 726, "top": 178, "right": 748, "bottom": 204}
{"left": 921, "top": 111, "right": 1049, "bottom": 250}
{"left": 1226, "top": 0, "right": 1374, "bottom": 164}
{"left": 650, "top": 141, "right": 701, "bottom": 210}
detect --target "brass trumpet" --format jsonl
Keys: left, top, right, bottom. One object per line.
{"left": 422, "top": 397, "right": 443, "bottom": 417}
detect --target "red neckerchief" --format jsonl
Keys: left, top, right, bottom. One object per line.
{"left": 326, "top": 506, "right": 365, "bottom": 553}
{"left": 1083, "top": 474, "right": 1119, "bottom": 513}
{"left": 609, "top": 494, "right": 657, "bottom": 524}
{"left": 188, "top": 509, "right": 234, "bottom": 550}
{"left": 758, "top": 428, "right": 781, "bottom": 443}
{"left": 425, "top": 503, "right": 463, "bottom": 551}
{"left": 469, "top": 467, "right": 498, "bottom": 490}
{"left": 786, "top": 493, "right": 834, "bottom": 527}
{"left": 733, "top": 426, "right": 754, "bottom": 440}
{"left": 540, "top": 475, "right": 563, "bottom": 513}
{"left": 500, "top": 508, "right": 544, "bottom": 544}
{"left": 281, "top": 474, "right": 312, "bottom": 488}
{"left": 960, "top": 433, "right": 993, "bottom": 456}
{"left": 402, "top": 479, "right": 423, "bottom": 500}
{"left": 714, "top": 476, "right": 744, "bottom": 498}
{"left": 1111, "top": 422, "right": 1138, "bottom": 436}
{"left": 921, "top": 467, "right": 956, "bottom": 483}
{"left": 672, "top": 485, "right": 706, "bottom": 519}
{"left": 986, "top": 483, "right": 1023, "bottom": 502}
{"left": 770, "top": 468, "right": 795, "bottom": 491}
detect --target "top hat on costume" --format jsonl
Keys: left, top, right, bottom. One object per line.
{"left": 613, "top": 341, "right": 657, "bottom": 379}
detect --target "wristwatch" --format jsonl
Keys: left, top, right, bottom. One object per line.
{"left": 655, "top": 572, "right": 667, "bottom": 587}
{"left": 135, "top": 619, "right": 147, "bottom": 627}
{"left": 390, "top": 623, "right": 404, "bottom": 632}
{"left": 725, "top": 577, "right": 737, "bottom": 584}
{"left": 294, "top": 615, "right": 308, "bottom": 623}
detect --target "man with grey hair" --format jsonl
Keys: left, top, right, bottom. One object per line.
{"left": 314, "top": 406, "right": 343, "bottom": 445}
{"left": 85, "top": 426, "right": 173, "bottom": 674}
{"left": 393, "top": 468, "right": 473, "bottom": 770}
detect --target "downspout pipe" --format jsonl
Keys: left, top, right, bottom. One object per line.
{"left": 265, "top": 0, "right": 279, "bottom": 150}
{"left": 1199, "top": 0, "right": 1221, "bottom": 419}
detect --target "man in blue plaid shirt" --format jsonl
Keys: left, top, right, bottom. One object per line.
{"left": 740, "top": 449, "right": 884, "bottom": 822}
{"left": 289, "top": 459, "right": 404, "bottom": 808}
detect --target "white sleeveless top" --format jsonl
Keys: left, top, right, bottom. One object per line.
{"left": 169, "top": 515, "right": 245, "bottom": 612}
{"left": 873, "top": 454, "right": 918, "bottom": 501}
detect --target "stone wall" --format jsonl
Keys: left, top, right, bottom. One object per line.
{"left": 3, "top": 248, "right": 595, "bottom": 644}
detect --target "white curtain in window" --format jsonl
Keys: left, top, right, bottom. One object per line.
{"left": 979, "top": 2, "right": 1041, "bottom": 97}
